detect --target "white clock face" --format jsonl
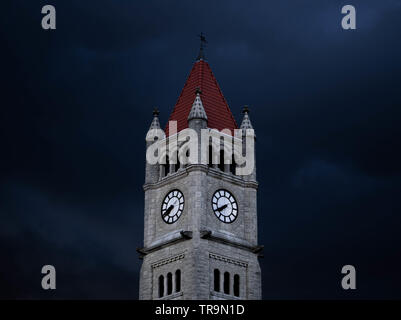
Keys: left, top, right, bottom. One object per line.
{"left": 161, "top": 190, "right": 184, "bottom": 224}
{"left": 212, "top": 189, "right": 238, "bottom": 223}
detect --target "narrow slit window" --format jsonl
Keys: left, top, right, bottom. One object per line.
{"left": 158, "top": 275, "right": 164, "bottom": 298}
{"left": 165, "top": 155, "right": 170, "bottom": 176}
{"left": 234, "top": 274, "right": 240, "bottom": 297}
{"left": 219, "top": 150, "right": 225, "bottom": 171}
{"left": 230, "top": 154, "right": 236, "bottom": 174}
{"left": 208, "top": 145, "right": 213, "bottom": 167}
{"left": 175, "top": 151, "right": 180, "bottom": 172}
{"left": 214, "top": 269, "right": 220, "bottom": 292}
{"left": 167, "top": 272, "right": 172, "bottom": 295}
{"left": 224, "top": 272, "right": 230, "bottom": 295}
{"left": 175, "top": 269, "right": 181, "bottom": 292}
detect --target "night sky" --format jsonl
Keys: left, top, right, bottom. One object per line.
{"left": 1, "top": 0, "right": 401, "bottom": 299}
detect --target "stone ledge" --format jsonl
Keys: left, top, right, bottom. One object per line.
{"left": 200, "top": 229, "right": 263, "bottom": 255}
{"left": 157, "top": 291, "right": 184, "bottom": 300}
{"left": 137, "top": 231, "right": 192, "bottom": 258}
{"left": 210, "top": 291, "right": 242, "bottom": 300}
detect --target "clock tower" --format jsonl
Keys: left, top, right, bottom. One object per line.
{"left": 138, "top": 43, "right": 262, "bottom": 300}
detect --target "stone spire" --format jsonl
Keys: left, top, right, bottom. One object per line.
{"left": 145, "top": 108, "right": 162, "bottom": 185}
{"left": 187, "top": 88, "right": 208, "bottom": 122}
{"left": 240, "top": 105, "right": 253, "bottom": 129}
{"left": 148, "top": 108, "right": 161, "bottom": 130}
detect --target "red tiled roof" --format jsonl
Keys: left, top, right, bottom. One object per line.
{"left": 165, "top": 59, "right": 238, "bottom": 136}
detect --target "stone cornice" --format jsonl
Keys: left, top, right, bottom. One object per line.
{"left": 200, "top": 229, "right": 263, "bottom": 256}
{"left": 137, "top": 229, "right": 263, "bottom": 258}
{"left": 136, "top": 231, "right": 192, "bottom": 258}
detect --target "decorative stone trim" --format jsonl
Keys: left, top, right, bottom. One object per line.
{"left": 152, "top": 253, "right": 185, "bottom": 269}
{"left": 209, "top": 253, "right": 248, "bottom": 268}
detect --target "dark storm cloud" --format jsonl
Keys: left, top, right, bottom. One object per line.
{"left": 0, "top": 181, "right": 140, "bottom": 299}
{"left": 1, "top": 0, "right": 401, "bottom": 298}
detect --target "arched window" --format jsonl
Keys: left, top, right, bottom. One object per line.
{"left": 164, "top": 156, "right": 170, "bottom": 176}
{"left": 208, "top": 144, "right": 213, "bottom": 167}
{"left": 165, "top": 156, "right": 170, "bottom": 176}
{"left": 224, "top": 272, "right": 230, "bottom": 295}
{"left": 219, "top": 150, "right": 225, "bottom": 171}
{"left": 175, "top": 151, "right": 180, "bottom": 172}
{"left": 158, "top": 275, "right": 164, "bottom": 298}
{"left": 214, "top": 269, "right": 220, "bottom": 292}
{"left": 230, "top": 154, "right": 236, "bottom": 174}
{"left": 234, "top": 274, "right": 240, "bottom": 297}
{"left": 175, "top": 269, "right": 181, "bottom": 292}
{"left": 167, "top": 272, "right": 172, "bottom": 295}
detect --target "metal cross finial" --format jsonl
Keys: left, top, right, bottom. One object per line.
{"left": 198, "top": 32, "right": 207, "bottom": 49}
{"left": 196, "top": 32, "right": 208, "bottom": 61}
{"left": 153, "top": 107, "right": 159, "bottom": 116}
{"left": 242, "top": 105, "right": 250, "bottom": 114}
{"left": 195, "top": 87, "right": 202, "bottom": 95}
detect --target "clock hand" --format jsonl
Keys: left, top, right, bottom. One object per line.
{"left": 163, "top": 205, "right": 174, "bottom": 217}
{"left": 216, "top": 204, "right": 228, "bottom": 212}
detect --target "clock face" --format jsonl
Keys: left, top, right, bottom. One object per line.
{"left": 212, "top": 189, "right": 238, "bottom": 223}
{"left": 161, "top": 189, "right": 185, "bottom": 224}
